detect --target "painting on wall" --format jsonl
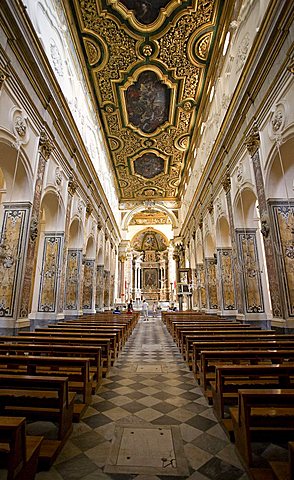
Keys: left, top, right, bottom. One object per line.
{"left": 143, "top": 268, "right": 158, "bottom": 289}
{"left": 132, "top": 229, "right": 167, "bottom": 252}
{"left": 119, "top": 0, "right": 171, "bottom": 24}
{"left": 125, "top": 70, "right": 170, "bottom": 134}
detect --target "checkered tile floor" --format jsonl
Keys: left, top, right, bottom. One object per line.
{"left": 36, "top": 316, "right": 253, "bottom": 479}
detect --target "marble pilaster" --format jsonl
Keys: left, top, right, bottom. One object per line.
{"left": 246, "top": 126, "right": 284, "bottom": 319}
{"left": 19, "top": 132, "right": 54, "bottom": 319}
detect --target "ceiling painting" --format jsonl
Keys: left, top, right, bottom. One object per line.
{"left": 125, "top": 70, "right": 170, "bottom": 134}
{"left": 133, "top": 153, "right": 165, "bottom": 179}
{"left": 68, "top": 0, "right": 225, "bottom": 203}
{"left": 118, "top": 0, "right": 172, "bottom": 26}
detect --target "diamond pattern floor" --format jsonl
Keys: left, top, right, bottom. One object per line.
{"left": 36, "top": 316, "right": 252, "bottom": 479}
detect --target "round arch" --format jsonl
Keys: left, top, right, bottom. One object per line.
{"left": 122, "top": 204, "right": 178, "bottom": 230}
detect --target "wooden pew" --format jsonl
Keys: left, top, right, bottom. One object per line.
{"left": 192, "top": 340, "right": 294, "bottom": 375}
{"left": 0, "top": 355, "right": 92, "bottom": 421}
{"left": 0, "top": 336, "right": 111, "bottom": 376}
{"left": 230, "top": 389, "right": 294, "bottom": 468}
{"left": 183, "top": 329, "right": 275, "bottom": 362}
{"left": 45, "top": 325, "right": 125, "bottom": 348}
{"left": 210, "top": 364, "right": 294, "bottom": 425}
{"left": 270, "top": 441, "right": 294, "bottom": 480}
{"left": 0, "top": 374, "right": 75, "bottom": 469}
{"left": 0, "top": 343, "right": 102, "bottom": 391}
{"left": 199, "top": 349, "right": 294, "bottom": 394}
{"left": 186, "top": 332, "right": 294, "bottom": 363}
{"left": 0, "top": 416, "right": 43, "bottom": 480}
{"left": 18, "top": 330, "right": 119, "bottom": 363}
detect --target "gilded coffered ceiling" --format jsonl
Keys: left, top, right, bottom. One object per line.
{"left": 66, "top": 0, "right": 225, "bottom": 203}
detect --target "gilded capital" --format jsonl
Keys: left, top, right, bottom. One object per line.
{"left": 245, "top": 123, "right": 260, "bottom": 156}
{"left": 86, "top": 200, "right": 93, "bottom": 216}
{"left": 222, "top": 171, "right": 231, "bottom": 193}
{"left": 68, "top": 175, "right": 78, "bottom": 196}
{"left": 39, "top": 130, "right": 54, "bottom": 160}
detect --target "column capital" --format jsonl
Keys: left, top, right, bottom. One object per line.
{"left": 245, "top": 123, "right": 260, "bottom": 156}
{"left": 68, "top": 175, "right": 78, "bottom": 196}
{"left": 222, "top": 171, "right": 231, "bottom": 193}
{"left": 39, "top": 130, "right": 54, "bottom": 160}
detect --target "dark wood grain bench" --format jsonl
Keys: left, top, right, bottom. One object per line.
{"left": 0, "top": 416, "right": 43, "bottom": 480}
{"left": 0, "top": 355, "right": 92, "bottom": 421}
{"left": 0, "top": 374, "right": 75, "bottom": 468}
{"left": 183, "top": 329, "right": 273, "bottom": 362}
{"left": 230, "top": 389, "right": 294, "bottom": 468}
{"left": 198, "top": 349, "right": 294, "bottom": 393}
{"left": 0, "top": 343, "right": 102, "bottom": 390}
{"left": 0, "top": 336, "right": 111, "bottom": 376}
{"left": 210, "top": 364, "right": 294, "bottom": 424}
{"left": 192, "top": 340, "right": 294, "bottom": 374}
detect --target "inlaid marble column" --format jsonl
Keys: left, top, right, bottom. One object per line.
{"left": 217, "top": 248, "right": 237, "bottom": 313}
{"left": 95, "top": 265, "right": 105, "bottom": 311}
{"left": 118, "top": 255, "right": 126, "bottom": 302}
{"left": 245, "top": 125, "right": 284, "bottom": 319}
{"left": 82, "top": 259, "right": 95, "bottom": 313}
{"left": 199, "top": 218, "right": 209, "bottom": 312}
{"left": 58, "top": 176, "right": 77, "bottom": 314}
{"left": 64, "top": 248, "right": 82, "bottom": 315}
{"left": 104, "top": 270, "right": 110, "bottom": 309}
{"left": 18, "top": 131, "right": 54, "bottom": 319}
{"left": 0, "top": 203, "right": 31, "bottom": 326}
{"left": 222, "top": 172, "right": 244, "bottom": 315}
{"left": 205, "top": 258, "right": 218, "bottom": 311}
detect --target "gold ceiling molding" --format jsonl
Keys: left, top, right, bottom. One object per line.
{"left": 69, "top": 0, "right": 223, "bottom": 202}
{"left": 106, "top": 0, "right": 190, "bottom": 33}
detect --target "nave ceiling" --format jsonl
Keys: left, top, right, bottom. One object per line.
{"left": 64, "top": 0, "right": 231, "bottom": 210}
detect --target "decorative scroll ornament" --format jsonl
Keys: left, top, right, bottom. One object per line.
{"left": 245, "top": 123, "right": 260, "bottom": 156}
{"left": 29, "top": 215, "right": 39, "bottom": 242}
{"left": 55, "top": 167, "right": 62, "bottom": 186}
{"left": 14, "top": 115, "right": 27, "bottom": 138}
{"left": 260, "top": 214, "right": 270, "bottom": 238}
{"left": 68, "top": 175, "right": 78, "bottom": 195}
{"left": 39, "top": 131, "right": 54, "bottom": 160}
{"left": 86, "top": 200, "right": 93, "bottom": 216}
{"left": 208, "top": 195, "right": 214, "bottom": 214}
{"left": 222, "top": 171, "right": 231, "bottom": 193}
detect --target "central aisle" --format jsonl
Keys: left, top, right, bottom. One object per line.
{"left": 40, "top": 315, "right": 249, "bottom": 480}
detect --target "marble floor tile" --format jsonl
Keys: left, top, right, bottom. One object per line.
{"left": 36, "top": 315, "right": 251, "bottom": 480}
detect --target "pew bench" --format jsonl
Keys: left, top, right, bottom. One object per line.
{"left": 0, "top": 374, "right": 75, "bottom": 469}
{"left": 230, "top": 389, "right": 294, "bottom": 469}
{"left": 192, "top": 340, "right": 294, "bottom": 375}
{"left": 0, "top": 355, "right": 92, "bottom": 421}
{"left": 0, "top": 343, "right": 102, "bottom": 391}
{"left": 0, "top": 416, "right": 43, "bottom": 480}
{"left": 198, "top": 349, "right": 294, "bottom": 393}
{"left": 210, "top": 364, "right": 294, "bottom": 433}
{"left": 0, "top": 336, "right": 111, "bottom": 376}
{"left": 183, "top": 329, "right": 273, "bottom": 363}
